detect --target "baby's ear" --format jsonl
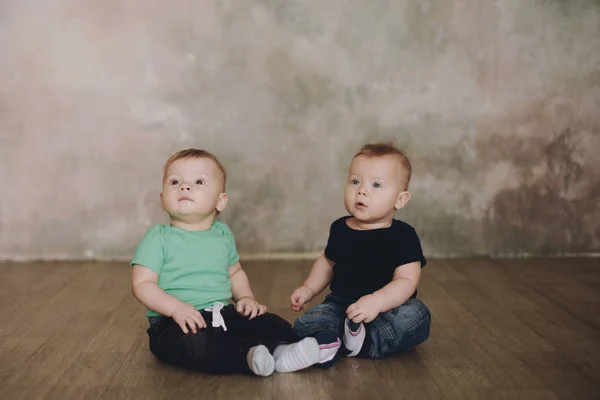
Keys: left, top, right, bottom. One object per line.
{"left": 216, "top": 192, "right": 228, "bottom": 212}
{"left": 395, "top": 191, "right": 411, "bottom": 210}
{"left": 159, "top": 192, "right": 166, "bottom": 211}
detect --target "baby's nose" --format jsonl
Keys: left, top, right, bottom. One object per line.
{"left": 179, "top": 184, "right": 191, "bottom": 191}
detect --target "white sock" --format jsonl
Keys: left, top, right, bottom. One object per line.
{"left": 247, "top": 345, "right": 275, "bottom": 376}
{"left": 273, "top": 337, "right": 319, "bottom": 372}
{"left": 343, "top": 319, "right": 366, "bottom": 357}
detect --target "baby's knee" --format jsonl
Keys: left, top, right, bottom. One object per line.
{"left": 387, "top": 299, "right": 431, "bottom": 349}
{"left": 293, "top": 306, "right": 344, "bottom": 338}
{"left": 149, "top": 325, "right": 195, "bottom": 363}
{"left": 390, "top": 299, "right": 430, "bottom": 327}
{"left": 293, "top": 312, "right": 323, "bottom": 337}
{"left": 292, "top": 316, "right": 311, "bottom": 337}
{"left": 411, "top": 299, "right": 430, "bottom": 320}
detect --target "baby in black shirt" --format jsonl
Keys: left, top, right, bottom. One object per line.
{"left": 290, "top": 142, "right": 431, "bottom": 365}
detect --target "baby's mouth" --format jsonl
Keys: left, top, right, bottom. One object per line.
{"left": 178, "top": 196, "right": 193, "bottom": 201}
{"left": 355, "top": 202, "right": 367, "bottom": 208}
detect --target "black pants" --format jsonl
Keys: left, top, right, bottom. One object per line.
{"left": 147, "top": 305, "right": 299, "bottom": 374}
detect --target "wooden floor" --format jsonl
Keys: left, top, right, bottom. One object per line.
{"left": 0, "top": 258, "right": 599, "bottom": 400}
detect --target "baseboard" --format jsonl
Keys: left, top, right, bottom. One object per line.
{"left": 1, "top": 251, "right": 599, "bottom": 263}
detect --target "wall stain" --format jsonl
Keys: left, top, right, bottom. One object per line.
{"left": 484, "top": 128, "right": 599, "bottom": 255}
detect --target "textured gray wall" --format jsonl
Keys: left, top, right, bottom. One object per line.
{"left": 1, "top": 0, "right": 599, "bottom": 260}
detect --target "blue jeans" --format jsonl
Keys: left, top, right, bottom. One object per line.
{"left": 293, "top": 294, "right": 431, "bottom": 359}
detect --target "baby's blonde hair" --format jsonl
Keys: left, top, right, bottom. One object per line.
{"left": 163, "top": 148, "right": 227, "bottom": 191}
{"left": 354, "top": 142, "right": 412, "bottom": 189}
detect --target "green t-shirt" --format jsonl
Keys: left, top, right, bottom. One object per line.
{"left": 130, "top": 221, "right": 240, "bottom": 317}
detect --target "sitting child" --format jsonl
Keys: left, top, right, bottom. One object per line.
{"left": 290, "top": 142, "right": 431, "bottom": 366}
{"left": 131, "top": 149, "right": 332, "bottom": 376}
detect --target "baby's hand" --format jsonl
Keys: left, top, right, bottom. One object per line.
{"left": 236, "top": 296, "right": 266, "bottom": 319}
{"left": 290, "top": 286, "right": 314, "bottom": 312}
{"left": 171, "top": 302, "right": 207, "bottom": 334}
{"left": 346, "top": 294, "right": 382, "bottom": 324}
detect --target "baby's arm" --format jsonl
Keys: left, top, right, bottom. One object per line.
{"left": 372, "top": 261, "right": 421, "bottom": 312}
{"left": 346, "top": 261, "right": 421, "bottom": 323}
{"left": 290, "top": 254, "right": 335, "bottom": 312}
{"left": 131, "top": 265, "right": 206, "bottom": 333}
{"left": 228, "top": 262, "right": 266, "bottom": 319}
{"left": 228, "top": 262, "right": 256, "bottom": 300}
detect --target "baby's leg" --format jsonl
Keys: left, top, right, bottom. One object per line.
{"left": 292, "top": 299, "right": 347, "bottom": 367}
{"left": 293, "top": 299, "right": 347, "bottom": 339}
{"left": 224, "top": 307, "right": 300, "bottom": 349}
{"left": 146, "top": 313, "right": 268, "bottom": 375}
{"left": 224, "top": 307, "right": 323, "bottom": 372}
{"left": 223, "top": 306, "right": 340, "bottom": 372}
{"left": 359, "top": 298, "right": 431, "bottom": 358}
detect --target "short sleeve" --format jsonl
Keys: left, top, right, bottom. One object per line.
{"left": 130, "top": 225, "right": 166, "bottom": 274}
{"left": 217, "top": 221, "right": 240, "bottom": 266}
{"left": 324, "top": 219, "right": 342, "bottom": 262}
{"left": 399, "top": 227, "right": 427, "bottom": 268}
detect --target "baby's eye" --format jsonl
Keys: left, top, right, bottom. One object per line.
{"left": 373, "top": 183, "right": 381, "bottom": 188}
{"left": 195, "top": 179, "right": 204, "bottom": 185}
{"left": 170, "top": 179, "right": 179, "bottom": 186}
{"left": 351, "top": 179, "right": 360, "bottom": 185}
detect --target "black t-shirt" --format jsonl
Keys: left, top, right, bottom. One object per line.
{"left": 324, "top": 216, "right": 426, "bottom": 301}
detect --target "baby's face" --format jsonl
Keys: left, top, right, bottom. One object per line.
{"left": 344, "top": 155, "right": 408, "bottom": 225}
{"left": 161, "top": 157, "right": 226, "bottom": 223}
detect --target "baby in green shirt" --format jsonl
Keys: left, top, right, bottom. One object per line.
{"left": 131, "top": 149, "right": 332, "bottom": 376}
